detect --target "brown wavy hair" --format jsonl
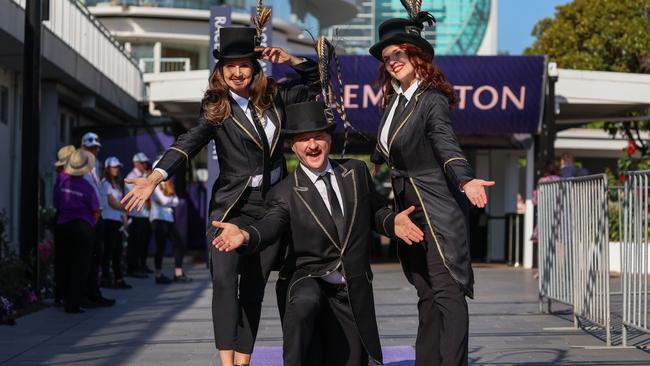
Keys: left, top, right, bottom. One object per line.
{"left": 377, "top": 43, "right": 458, "bottom": 111}
{"left": 202, "top": 59, "right": 277, "bottom": 125}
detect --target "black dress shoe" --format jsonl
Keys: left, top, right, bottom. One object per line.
{"left": 90, "top": 296, "right": 116, "bottom": 307}
{"left": 114, "top": 280, "right": 132, "bottom": 289}
{"left": 64, "top": 307, "right": 85, "bottom": 314}
{"left": 173, "top": 274, "right": 193, "bottom": 283}
{"left": 155, "top": 274, "right": 173, "bottom": 284}
{"left": 126, "top": 271, "right": 148, "bottom": 279}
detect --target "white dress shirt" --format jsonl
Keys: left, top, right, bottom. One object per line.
{"left": 379, "top": 79, "right": 421, "bottom": 151}
{"left": 153, "top": 91, "right": 281, "bottom": 187}
{"left": 299, "top": 160, "right": 346, "bottom": 284}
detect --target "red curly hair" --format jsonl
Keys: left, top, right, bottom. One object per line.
{"left": 376, "top": 43, "right": 458, "bottom": 111}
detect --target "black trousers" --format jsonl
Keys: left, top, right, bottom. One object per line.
{"left": 56, "top": 220, "right": 93, "bottom": 310}
{"left": 399, "top": 181, "right": 469, "bottom": 366}
{"left": 127, "top": 217, "right": 151, "bottom": 272}
{"left": 102, "top": 219, "right": 124, "bottom": 280}
{"left": 86, "top": 218, "right": 103, "bottom": 300}
{"left": 282, "top": 277, "right": 368, "bottom": 366}
{"left": 151, "top": 219, "right": 185, "bottom": 270}
{"left": 209, "top": 188, "right": 280, "bottom": 354}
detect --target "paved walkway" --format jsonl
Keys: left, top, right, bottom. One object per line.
{"left": 1, "top": 263, "right": 649, "bottom": 365}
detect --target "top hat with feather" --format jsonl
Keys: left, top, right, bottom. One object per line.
{"left": 212, "top": 2, "right": 271, "bottom": 60}
{"left": 369, "top": 0, "right": 436, "bottom": 61}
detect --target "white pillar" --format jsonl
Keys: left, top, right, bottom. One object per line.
{"left": 523, "top": 141, "right": 536, "bottom": 268}
{"left": 153, "top": 42, "right": 162, "bottom": 74}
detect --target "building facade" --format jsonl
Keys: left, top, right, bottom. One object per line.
{"left": 324, "top": 0, "right": 497, "bottom": 55}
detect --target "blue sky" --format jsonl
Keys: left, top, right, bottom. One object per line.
{"left": 498, "top": 0, "right": 570, "bottom": 55}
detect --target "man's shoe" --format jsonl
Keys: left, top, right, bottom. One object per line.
{"left": 126, "top": 271, "right": 148, "bottom": 279}
{"left": 155, "top": 274, "right": 173, "bottom": 284}
{"left": 90, "top": 296, "right": 116, "bottom": 307}
{"left": 173, "top": 274, "right": 193, "bottom": 283}
{"left": 114, "top": 280, "right": 132, "bottom": 289}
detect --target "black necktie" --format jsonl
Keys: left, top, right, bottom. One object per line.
{"left": 249, "top": 101, "right": 271, "bottom": 194}
{"left": 388, "top": 94, "right": 407, "bottom": 138}
{"left": 320, "top": 173, "right": 345, "bottom": 244}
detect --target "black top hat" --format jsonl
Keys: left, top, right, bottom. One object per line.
{"left": 282, "top": 101, "right": 337, "bottom": 137}
{"left": 213, "top": 27, "right": 262, "bottom": 60}
{"left": 369, "top": 14, "right": 435, "bottom": 61}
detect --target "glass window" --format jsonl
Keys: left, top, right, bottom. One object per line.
{"left": 0, "top": 86, "right": 8, "bottom": 125}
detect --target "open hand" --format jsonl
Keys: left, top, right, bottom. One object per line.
{"left": 121, "top": 173, "right": 159, "bottom": 212}
{"left": 212, "top": 221, "right": 247, "bottom": 252}
{"left": 255, "top": 47, "right": 301, "bottom": 65}
{"left": 462, "top": 179, "right": 495, "bottom": 208}
{"left": 394, "top": 206, "right": 425, "bottom": 245}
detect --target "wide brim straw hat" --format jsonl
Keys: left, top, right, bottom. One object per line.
{"left": 65, "top": 149, "right": 96, "bottom": 177}
{"left": 54, "top": 145, "right": 76, "bottom": 167}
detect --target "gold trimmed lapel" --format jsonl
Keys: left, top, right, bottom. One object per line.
{"left": 293, "top": 168, "right": 342, "bottom": 251}
{"left": 387, "top": 85, "right": 429, "bottom": 154}
{"left": 332, "top": 161, "right": 357, "bottom": 254}
{"left": 229, "top": 98, "right": 263, "bottom": 151}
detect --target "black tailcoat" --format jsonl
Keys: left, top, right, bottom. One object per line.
{"left": 155, "top": 60, "right": 320, "bottom": 238}
{"left": 242, "top": 159, "right": 397, "bottom": 364}
{"left": 372, "top": 85, "right": 476, "bottom": 297}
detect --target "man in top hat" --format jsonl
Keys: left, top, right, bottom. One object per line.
{"left": 125, "top": 152, "right": 154, "bottom": 278}
{"left": 212, "top": 101, "right": 424, "bottom": 366}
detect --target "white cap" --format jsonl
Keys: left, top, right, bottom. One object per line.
{"left": 132, "top": 152, "right": 150, "bottom": 163}
{"left": 81, "top": 132, "right": 101, "bottom": 148}
{"left": 104, "top": 156, "right": 123, "bottom": 168}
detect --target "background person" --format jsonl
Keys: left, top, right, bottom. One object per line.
{"left": 149, "top": 171, "right": 192, "bottom": 284}
{"left": 53, "top": 150, "right": 100, "bottom": 314}
{"left": 125, "top": 152, "right": 153, "bottom": 278}
{"left": 100, "top": 156, "right": 131, "bottom": 289}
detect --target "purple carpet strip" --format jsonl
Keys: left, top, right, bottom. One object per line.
{"left": 248, "top": 346, "right": 415, "bottom": 365}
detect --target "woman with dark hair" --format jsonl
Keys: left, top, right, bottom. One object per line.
{"left": 369, "top": 2, "right": 494, "bottom": 365}
{"left": 100, "top": 157, "right": 130, "bottom": 289}
{"left": 121, "top": 18, "right": 320, "bottom": 366}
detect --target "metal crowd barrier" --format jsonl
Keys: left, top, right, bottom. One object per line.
{"left": 621, "top": 171, "right": 650, "bottom": 346}
{"left": 538, "top": 174, "right": 611, "bottom": 345}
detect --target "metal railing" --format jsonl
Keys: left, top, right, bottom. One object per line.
{"left": 138, "top": 57, "right": 192, "bottom": 73}
{"left": 13, "top": 0, "right": 143, "bottom": 100}
{"left": 538, "top": 174, "right": 611, "bottom": 345}
{"left": 621, "top": 171, "right": 650, "bottom": 346}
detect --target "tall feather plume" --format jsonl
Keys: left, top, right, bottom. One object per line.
{"left": 252, "top": 0, "right": 272, "bottom": 44}
{"left": 314, "top": 36, "right": 370, "bottom": 157}
{"left": 400, "top": 0, "right": 435, "bottom": 28}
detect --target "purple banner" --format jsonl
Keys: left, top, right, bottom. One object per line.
{"left": 251, "top": 6, "right": 273, "bottom": 76}
{"left": 208, "top": 5, "right": 232, "bottom": 72}
{"left": 273, "top": 55, "right": 545, "bottom": 135}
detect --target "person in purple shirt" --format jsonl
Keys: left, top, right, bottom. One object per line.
{"left": 53, "top": 149, "right": 100, "bottom": 314}
{"left": 52, "top": 145, "right": 76, "bottom": 306}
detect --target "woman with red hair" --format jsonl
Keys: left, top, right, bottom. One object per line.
{"left": 369, "top": 2, "right": 494, "bottom": 365}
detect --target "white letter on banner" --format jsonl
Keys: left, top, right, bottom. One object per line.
{"left": 454, "top": 85, "right": 473, "bottom": 110}
{"left": 473, "top": 85, "right": 499, "bottom": 110}
{"left": 344, "top": 85, "right": 359, "bottom": 108}
{"left": 501, "top": 86, "right": 526, "bottom": 110}
{"left": 363, "top": 85, "right": 382, "bottom": 108}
